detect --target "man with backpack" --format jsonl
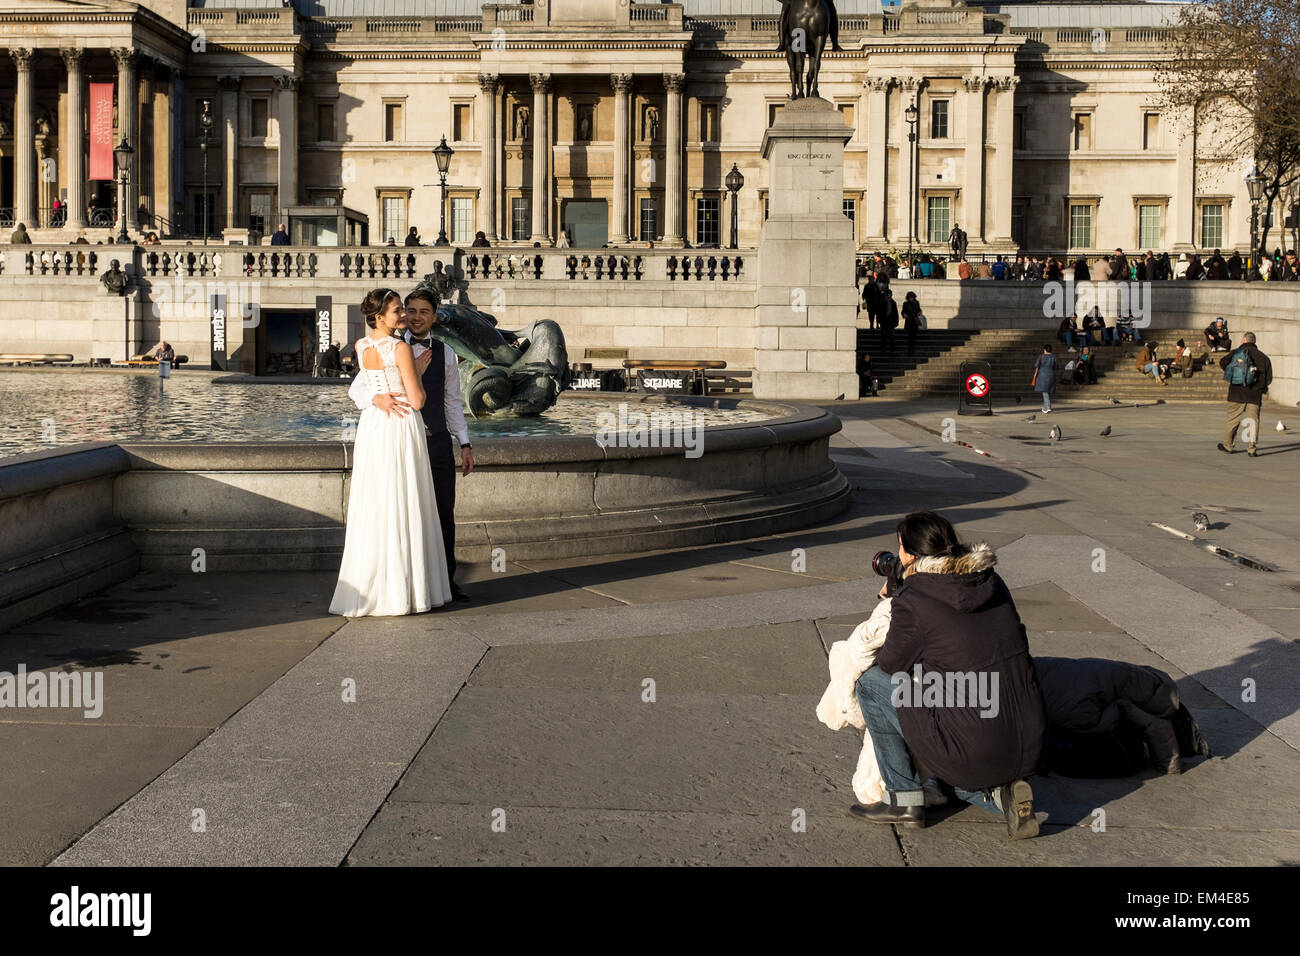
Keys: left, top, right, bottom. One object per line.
{"left": 1218, "top": 332, "right": 1273, "bottom": 457}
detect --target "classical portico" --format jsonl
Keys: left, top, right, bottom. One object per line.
{"left": 0, "top": 1, "right": 188, "bottom": 237}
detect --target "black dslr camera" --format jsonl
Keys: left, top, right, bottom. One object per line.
{"left": 872, "top": 550, "right": 905, "bottom": 595}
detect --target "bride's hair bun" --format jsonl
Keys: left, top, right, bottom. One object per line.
{"left": 361, "top": 288, "right": 402, "bottom": 329}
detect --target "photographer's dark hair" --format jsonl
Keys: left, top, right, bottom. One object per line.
{"left": 361, "top": 288, "right": 403, "bottom": 329}
{"left": 896, "top": 511, "right": 968, "bottom": 560}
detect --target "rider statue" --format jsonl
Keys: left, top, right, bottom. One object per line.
{"left": 776, "top": 0, "right": 842, "bottom": 53}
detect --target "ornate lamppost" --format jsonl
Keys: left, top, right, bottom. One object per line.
{"left": 1246, "top": 167, "right": 1263, "bottom": 281}
{"left": 904, "top": 100, "right": 919, "bottom": 265}
{"left": 433, "top": 135, "right": 454, "bottom": 247}
{"left": 113, "top": 139, "right": 133, "bottom": 245}
{"left": 725, "top": 162, "right": 744, "bottom": 250}
{"left": 199, "top": 98, "right": 213, "bottom": 245}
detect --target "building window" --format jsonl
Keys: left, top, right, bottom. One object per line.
{"left": 696, "top": 196, "right": 720, "bottom": 247}
{"left": 511, "top": 197, "right": 529, "bottom": 241}
{"left": 1138, "top": 204, "right": 1162, "bottom": 248}
{"left": 930, "top": 100, "right": 949, "bottom": 139}
{"left": 1072, "top": 112, "right": 1092, "bottom": 150}
{"left": 700, "top": 103, "right": 718, "bottom": 143}
{"left": 764, "top": 196, "right": 769, "bottom": 220}
{"left": 926, "top": 196, "right": 950, "bottom": 243}
{"left": 250, "top": 98, "right": 269, "bottom": 138}
{"left": 385, "top": 102, "right": 404, "bottom": 142}
{"left": 1201, "top": 204, "right": 1224, "bottom": 248}
{"left": 1069, "top": 204, "right": 1093, "bottom": 248}
{"left": 449, "top": 197, "right": 474, "bottom": 243}
{"left": 639, "top": 197, "right": 657, "bottom": 241}
{"left": 1143, "top": 113, "right": 1160, "bottom": 150}
{"left": 316, "top": 101, "right": 335, "bottom": 143}
{"left": 1012, "top": 202, "right": 1026, "bottom": 246}
{"left": 193, "top": 192, "right": 216, "bottom": 236}
{"left": 249, "top": 193, "right": 272, "bottom": 234}
{"left": 453, "top": 103, "right": 472, "bottom": 142}
{"left": 381, "top": 195, "right": 406, "bottom": 243}
{"left": 1013, "top": 113, "right": 1025, "bottom": 150}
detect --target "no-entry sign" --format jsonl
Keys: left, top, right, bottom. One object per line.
{"left": 958, "top": 361, "right": 993, "bottom": 416}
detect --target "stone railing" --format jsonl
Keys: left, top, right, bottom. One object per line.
{"left": 0, "top": 244, "right": 756, "bottom": 285}
{"left": 185, "top": 7, "right": 298, "bottom": 31}
{"left": 481, "top": 3, "right": 684, "bottom": 29}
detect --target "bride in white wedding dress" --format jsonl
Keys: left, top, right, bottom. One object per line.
{"left": 329, "top": 289, "right": 451, "bottom": 616}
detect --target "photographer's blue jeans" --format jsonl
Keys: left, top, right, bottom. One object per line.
{"left": 855, "top": 666, "right": 1002, "bottom": 815}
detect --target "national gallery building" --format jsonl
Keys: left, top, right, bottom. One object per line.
{"left": 0, "top": 0, "right": 1252, "bottom": 257}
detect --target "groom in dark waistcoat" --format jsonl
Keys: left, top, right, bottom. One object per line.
{"left": 404, "top": 289, "right": 474, "bottom": 600}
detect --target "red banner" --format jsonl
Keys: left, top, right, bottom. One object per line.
{"left": 89, "top": 82, "right": 114, "bottom": 181}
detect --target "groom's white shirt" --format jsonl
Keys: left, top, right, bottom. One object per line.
{"left": 348, "top": 333, "right": 471, "bottom": 446}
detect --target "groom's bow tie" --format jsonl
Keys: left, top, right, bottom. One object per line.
{"left": 412, "top": 336, "right": 434, "bottom": 349}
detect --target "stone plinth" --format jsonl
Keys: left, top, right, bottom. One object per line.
{"left": 754, "top": 98, "right": 859, "bottom": 400}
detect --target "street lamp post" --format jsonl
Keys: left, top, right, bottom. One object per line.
{"left": 199, "top": 99, "right": 213, "bottom": 245}
{"left": 113, "top": 139, "right": 134, "bottom": 245}
{"left": 904, "top": 101, "right": 919, "bottom": 266}
{"left": 1246, "top": 168, "right": 1263, "bottom": 281}
{"left": 725, "top": 162, "right": 744, "bottom": 250}
{"left": 433, "top": 135, "right": 454, "bottom": 247}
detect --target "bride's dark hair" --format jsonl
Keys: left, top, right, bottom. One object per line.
{"left": 361, "top": 288, "right": 403, "bottom": 329}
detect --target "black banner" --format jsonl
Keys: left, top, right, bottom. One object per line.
{"left": 209, "top": 293, "right": 227, "bottom": 372}
{"left": 316, "top": 295, "right": 332, "bottom": 355}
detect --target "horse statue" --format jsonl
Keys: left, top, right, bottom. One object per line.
{"left": 777, "top": 0, "right": 840, "bottom": 100}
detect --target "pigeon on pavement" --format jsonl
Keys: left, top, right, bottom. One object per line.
{"left": 1099, "top": 425, "right": 1112, "bottom": 437}
{"left": 1107, "top": 397, "right": 1120, "bottom": 405}
{"left": 1024, "top": 414, "right": 1037, "bottom": 422}
{"left": 1193, "top": 512, "right": 1210, "bottom": 532}
{"left": 1049, "top": 425, "right": 1062, "bottom": 441}
{"left": 1278, "top": 421, "right": 1287, "bottom": 433}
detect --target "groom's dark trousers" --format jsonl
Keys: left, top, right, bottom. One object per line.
{"left": 418, "top": 342, "right": 458, "bottom": 582}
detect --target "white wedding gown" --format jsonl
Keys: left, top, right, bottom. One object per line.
{"left": 329, "top": 335, "right": 451, "bottom": 616}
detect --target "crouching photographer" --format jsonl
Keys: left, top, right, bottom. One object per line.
{"left": 852, "top": 512, "right": 1047, "bottom": 839}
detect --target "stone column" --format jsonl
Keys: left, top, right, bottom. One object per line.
{"left": 529, "top": 72, "right": 551, "bottom": 244}
{"left": 494, "top": 84, "right": 505, "bottom": 239}
{"left": 896, "top": 77, "right": 919, "bottom": 246}
{"left": 218, "top": 76, "right": 240, "bottom": 233}
{"left": 152, "top": 63, "right": 174, "bottom": 233}
{"left": 11, "top": 48, "right": 35, "bottom": 229}
{"left": 662, "top": 72, "right": 686, "bottom": 246}
{"left": 275, "top": 74, "right": 300, "bottom": 221}
{"left": 112, "top": 48, "right": 138, "bottom": 230}
{"left": 962, "top": 75, "right": 986, "bottom": 243}
{"left": 991, "top": 75, "right": 1018, "bottom": 246}
{"left": 1171, "top": 104, "right": 1195, "bottom": 251}
{"left": 862, "top": 76, "right": 889, "bottom": 246}
{"left": 62, "top": 48, "right": 88, "bottom": 231}
{"left": 612, "top": 73, "right": 634, "bottom": 244}
{"left": 478, "top": 73, "right": 499, "bottom": 240}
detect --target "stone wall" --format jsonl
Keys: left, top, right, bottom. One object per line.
{"left": 887, "top": 279, "right": 1300, "bottom": 406}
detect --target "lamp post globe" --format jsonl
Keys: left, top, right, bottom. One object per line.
{"left": 725, "top": 163, "right": 744, "bottom": 249}
{"left": 433, "top": 135, "right": 455, "bottom": 247}
{"left": 113, "top": 139, "right": 133, "bottom": 245}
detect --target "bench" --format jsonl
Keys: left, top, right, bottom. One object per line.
{"left": 0, "top": 353, "right": 74, "bottom": 365}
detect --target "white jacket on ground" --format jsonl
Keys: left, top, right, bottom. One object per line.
{"left": 816, "top": 596, "right": 947, "bottom": 807}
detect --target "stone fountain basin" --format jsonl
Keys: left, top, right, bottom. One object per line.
{"left": 0, "top": 393, "right": 848, "bottom": 623}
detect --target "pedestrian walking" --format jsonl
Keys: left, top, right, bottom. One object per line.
{"left": 1218, "top": 332, "right": 1273, "bottom": 457}
{"left": 1032, "top": 344, "right": 1057, "bottom": 413}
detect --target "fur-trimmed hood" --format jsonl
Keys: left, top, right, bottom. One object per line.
{"left": 903, "top": 542, "right": 997, "bottom": 578}
{"left": 900, "top": 542, "right": 1000, "bottom": 613}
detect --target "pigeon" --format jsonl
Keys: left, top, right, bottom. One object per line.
{"left": 1278, "top": 420, "right": 1287, "bottom": 433}
{"left": 1049, "top": 425, "right": 1062, "bottom": 442}
{"left": 1099, "top": 425, "right": 1112, "bottom": 437}
{"left": 1107, "top": 397, "right": 1120, "bottom": 405}
{"left": 1193, "top": 512, "right": 1210, "bottom": 532}
{"left": 1024, "top": 414, "right": 1036, "bottom": 422}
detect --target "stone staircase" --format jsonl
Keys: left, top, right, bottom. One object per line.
{"left": 857, "top": 327, "right": 1241, "bottom": 402}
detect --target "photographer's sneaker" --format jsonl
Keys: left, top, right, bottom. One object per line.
{"left": 997, "top": 780, "right": 1039, "bottom": 840}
